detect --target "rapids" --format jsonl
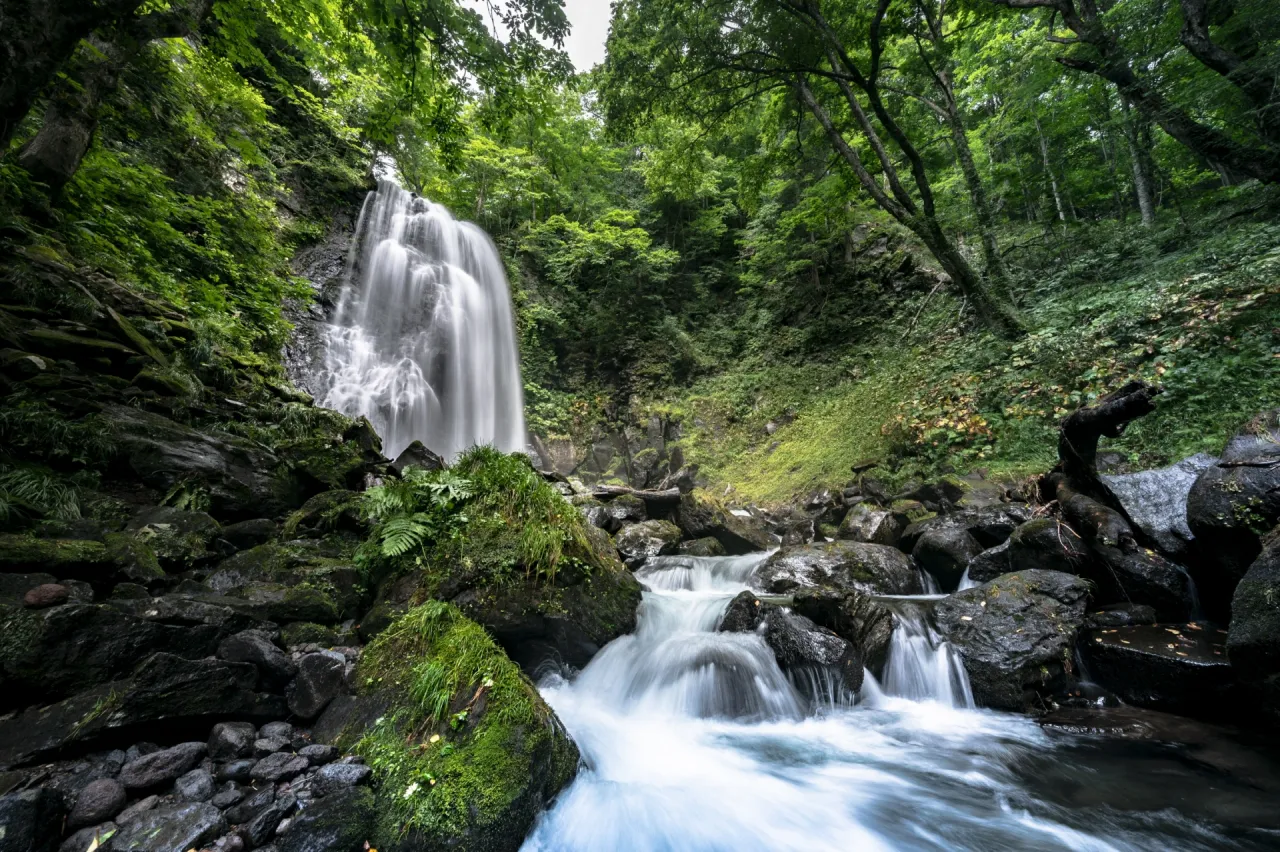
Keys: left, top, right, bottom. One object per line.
{"left": 316, "top": 180, "right": 525, "bottom": 460}
{"left": 521, "top": 554, "right": 1280, "bottom": 852}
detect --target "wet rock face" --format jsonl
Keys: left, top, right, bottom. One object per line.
{"left": 614, "top": 520, "right": 683, "bottom": 569}
{"left": 1186, "top": 409, "right": 1280, "bottom": 620}
{"left": 1004, "top": 518, "right": 1093, "bottom": 576}
{"left": 1227, "top": 531, "right": 1280, "bottom": 688}
{"left": 836, "top": 504, "right": 904, "bottom": 548}
{"left": 276, "top": 786, "right": 375, "bottom": 852}
{"left": 762, "top": 608, "right": 863, "bottom": 696}
{"left": 1081, "top": 624, "right": 1233, "bottom": 717}
{"left": 1104, "top": 453, "right": 1216, "bottom": 562}
{"left": 936, "top": 570, "right": 1091, "bottom": 712}
{"left": 672, "top": 493, "right": 773, "bottom": 555}
{"left": 754, "top": 541, "right": 922, "bottom": 597}
{"left": 790, "top": 588, "right": 895, "bottom": 677}
{"left": 718, "top": 590, "right": 769, "bottom": 633}
{"left": 0, "top": 788, "right": 66, "bottom": 852}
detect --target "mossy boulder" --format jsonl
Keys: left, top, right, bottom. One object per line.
{"left": 354, "top": 603, "right": 579, "bottom": 852}
{"left": 0, "top": 534, "right": 108, "bottom": 576}
{"left": 282, "top": 436, "right": 378, "bottom": 492}
{"left": 125, "top": 506, "right": 221, "bottom": 570}
{"left": 282, "top": 490, "right": 367, "bottom": 540}
{"left": 671, "top": 493, "right": 772, "bottom": 555}
{"left": 205, "top": 542, "right": 364, "bottom": 622}
{"left": 102, "top": 533, "right": 165, "bottom": 583}
{"left": 614, "top": 519, "right": 682, "bottom": 569}
{"left": 755, "top": 541, "right": 922, "bottom": 596}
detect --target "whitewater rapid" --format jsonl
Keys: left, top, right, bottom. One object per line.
{"left": 522, "top": 554, "right": 1278, "bottom": 852}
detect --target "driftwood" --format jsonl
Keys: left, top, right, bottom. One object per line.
{"left": 591, "top": 485, "right": 682, "bottom": 505}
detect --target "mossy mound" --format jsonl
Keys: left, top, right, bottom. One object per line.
{"left": 356, "top": 602, "right": 580, "bottom": 852}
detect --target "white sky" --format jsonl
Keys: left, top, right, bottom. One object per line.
{"left": 463, "top": 0, "right": 611, "bottom": 71}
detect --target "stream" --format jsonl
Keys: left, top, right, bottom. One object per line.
{"left": 521, "top": 553, "right": 1280, "bottom": 852}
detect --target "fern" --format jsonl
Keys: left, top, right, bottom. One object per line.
{"left": 0, "top": 465, "right": 83, "bottom": 520}
{"left": 378, "top": 514, "right": 433, "bottom": 558}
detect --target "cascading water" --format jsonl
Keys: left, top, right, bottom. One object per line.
{"left": 317, "top": 180, "right": 525, "bottom": 460}
{"left": 524, "top": 553, "right": 1277, "bottom": 851}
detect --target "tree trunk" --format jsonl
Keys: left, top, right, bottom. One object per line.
{"left": 1034, "top": 116, "right": 1067, "bottom": 224}
{"left": 1119, "top": 100, "right": 1157, "bottom": 227}
{"left": 13, "top": 0, "right": 215, "bottom": 191}
{"left": 941, "top": 84, "right": 1010, "bottom": 289}
{"left": 0, "top": 0, "right": 146, "bottom": 152}
{"left": 1178, "top": 0, "right": 1280, "bottom": 146}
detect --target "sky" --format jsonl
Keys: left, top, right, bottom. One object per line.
{"left": 463, "top": 0, "right": 611, "bottom": 71}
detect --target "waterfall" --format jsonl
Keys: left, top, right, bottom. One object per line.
{"left": 877, "top": 600, "right": 975, "bottom": 708}
{"left": 317, "top": 180, "right": 526, "bottom": 461}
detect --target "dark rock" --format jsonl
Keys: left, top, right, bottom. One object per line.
{"left": 239, "top": 794, "right": 296, "bottom": 847}
{"left": 391, "top": 440, "right": 444, "bottom": 475}
{"left": 0, "top": 789, "right": 66, "bottom": 852}
{"left": 220, "top": 519, "right": 279, "bottom": 552}
{"left": 275, "top": 786, "right": 375, "bottom": 852}
{"left": 281, "top": 491, "right": 367, "bottom": 540}
{"left": 22, "top": 584, "right": 69, "bottom": 609}
{"left": 603, "top": 495, "right": 647, "bottom": 529}
{"left": 125, "top": 506, "right": 222, "bottom": 569}
{"left": 281, "top": 622, "right": 339, "bottom": 647}
{"left": 108, "top": 802, "right": 226, "bottom": 852}
{"left": 1081, "top": 624, "right": 1233, "bottom": 717}
{"left": 208, "top": 722, "right": 257, "bottom": 760}
{"left": 1005, "top": 518, "right": 1093, "bottom": 575}
{"left": 614, "top": 520, "right": 683, "bottom": 569}
{"left": 287, "top": 652, "right": 347, "bottom": 720}
{"left": 218, "top": 630, "right": 297, "bottom": 691}
{"left": 250, "top": 753, "right": 309, "bottom": 783}
{"left": 101, "top": 533, "right": 165, "bottom": 584}
{"left": 216, "top": 760, "right": 255, "bottom": 783}
{"left": 1084, "top": 604, "right": 1158, "bottom": 629}
{"left": 836, "top": 504, "right": 904, "bottom": 547}
{"left": 1104, "top": 454, "right": 1216, "bottom": 561}
{"left": 59, "top": 823, "right": 117, "bottom": 852}
{"left": 0, "top": 573, "right": 57, "bottom": 607}
{"left": 259, "top": 722, "right": 294, "bottom": 741}
{"left": 1227, "top": 530, "right": 1280, "bottom": 685}
{"left": 0, "top": 535, "right": 110, "bottom": 581}
{"left": 312, "top": 695, "right": 389, "bottom": 749}
{"left": 910, "top": 522, "right": 983, "bottom": 591}
{"left": 119, "top": 742, "right": 207, "bottom": 790}
{"left": 254, "top": 737, "right": 289, "bottom": 756}
{"left": 677, "top": 537, "right": 726, "bottom": 557}
{"left": 298, "top": 745, "right": 337, "bottom": 766}
{"left": 672, "top": 493, "right": 773, "bottom": 555}
{"left": 777, "top": 517, "right": 816, "bottom": 546}
{"left": 936, "top": 570, "right": 1091, "bottom": 712}
{"left": 965, "top": 541, "right": 1011, "bottom": 585}
{"left": 105, "top": 404, "right": 294, "bottom": 521}
{"left": 755, "top": 541, "right": 922, "bottom": 596}
{"left": 224, "top": 785, "right": 275, "bottom": 825}
{"left": 718, "top": 591, "right": 770, "bottom": 633}
{"left": 310, "top": 761, "right": 372, "bottom": 797}
{"left": 211, "top": 782, "right": 243, "bottom": 809}
{"left": 114, "top": 794, "right": 159, "bottom": 825}
{"left": 762, "top": 608, "right": 863, "bottom": 695}
{"left": 175, "top": 768, "right": 214, "bottom": 803}
{"left": 1091, "top": 546, "right": 1196, "bottom": 622}
{"left": 791, "top": 588, "right": 895, "bottom": 676}
{"left": 1186, "top": 409, "right": 1280, "bottom": 620}
{"left": 68, "top": 778, "right": 126, "bottom": 829}
{"left": 59, "top": 580, "right": 94, "bottom": 604}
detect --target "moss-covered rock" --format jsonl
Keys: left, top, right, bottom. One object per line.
{"left": 282, "top": 490, "right": 367, "bottom": 539}
{"left": 755, "top": 541, "right": 922, "bottom": 596}
{"left": 0, "top": 534, "right": 108, "bottom": 576}
{"left": 282, "top": 621, "right": 341, "bottom": 647}
{"left": 355, "top": 603, "right": 579, "bottom": 852}
{"left": 102, "top": 533, "right": 164, "bottom": 583}
{"left": 125, "top": 506, "right": 221, "bottom": 569}
{"left": 205, "top": 542, "right": 365, "bottom": 622}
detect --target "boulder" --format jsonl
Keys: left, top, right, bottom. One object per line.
{"left": 311, "top": 761, "right": 373, "bottom": 797}
{"left": 1083, "top": 603, "right": 1158, "bottom": 630}
{"left": 965, "top": 541, "right": 1011, "bottom": 585}
{"left": 614, "top": 520, "right": 682, "bottom": 569}
{"left": 107, "top": 802, "right": 226, "bottom": 852}
{"left": 68, "top": 778, "right": 126, "bottom": 829}
{"left": 287, "top": 651, "right": 348, "bottom": 719}
{"left": 391, "top": 440, "right": 445, "bottom": 475}
{"left": 119, "top": 742, "right": 207, "bottom": 790}
{"left": 0, "top": 535, "right": 110, "bottom": 581}
{"left": 1187, "top": 410, "right": 1280, "bottom": 621}
{"left": 791, "top": 588, "right": 895, "bottom": 676}
{"left": 603, "top": 494, "right": 647, "bottom": 529}
{"left": 208, "top": 722, "right": 257, "bottom": 760}
{"left": 250, "top": 752, "right": 309, "bottom": 783}
{"left": 275, "top": 787, "right": 375, "bottom": 852}
{"left": 1104, "top": 453, "right": 1216, "bottom": 561}
{"left": 174, "top": 768, "right": 214, "bottom": 803}
{"left": 239, "top": 793, "right": 296, "bottom": 847}
{"left": 218, "top": 630, "right": 297, "bottom": 691}
{"left": 836, "top": 504, "right": 903, "bottom": 547}
{"left": 22, "top": 584, "right": 69, "bottom": 609}
{"left": 1226, "top": 530, "right": 1280, "bottom": 685}
{"left": 1004, "top": 518, "right": 1093, "bottom": 575}
{"left": 677, "top": 537, "right": 726, "bottom": 557}
{"left": 0, "top": 788, "right": 65, "bottom": 852}
{"left": 125, "top": 506, "right": 221, "bottom": 569}
{"left": 104, "top": 404, "right": 295, "bottom": 521}
{"left": 205, "top": 542, "right": 363, "bottom": 622}
{"left": 761, "top": 608, "right": 863, "bottom": 696}
{"left": 672, "top": 493, "right": 773, "bottom": 555}
{"left": 0, "top": 654, "right": 284, "bottom": 769}
{"left": 718, "top": 590, "right": 769, "bottom": 633}
{"left": 754, "top": 541, "right": 922, "bottom": 596}
{"left": 909, "top": 521, "right": 983, "bottom": 591}
{"left": 935, "top": 570, "right": 1091, "bottom": 712}
{"left": 1080, "top": 624, "right": 1233, "bottom": 717}
{"left": 281, "top": 491, "right": 367, "bottom": 540}
{"left": 220, "top": 518, "right": 279, "bottom": 551}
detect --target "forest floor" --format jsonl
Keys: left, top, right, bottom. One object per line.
{"left": 651, "top": 208, "right": 1280, "bottom": 504}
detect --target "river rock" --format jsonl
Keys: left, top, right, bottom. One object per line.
{"left": 614, "top": 520, "right": 682, "bottom": 568}
{"left": 1084, "top": 603, "right": 1158, "bottom": 629}
{"left": 59, "top": 823, "right": 118, "bottom": 852}
{"left": 909, "top": 521, "right": 983, "bottom": 591}
{"left": 936, "top": 570, "right": 1091, "bottom": 712}
{"left": 836, "top": 504, "right": 904, "bottom": 547}
{"left": 1187, "top": 409, "right": 1280, "bottom": 621}
{"left": 250, "top": 752, "right": 309, "bottom": 783}
{"left": 718, "top": 591, "right": 770, "bottom": 633}
{"left": 965, "top": 541, "right": 1011, "bottom": 585}
{"left": 754, "top": 541, "right": 922, "bottom": 596}
{"left": 220, "top": 518, "right": 279, "bottom": 552}
{"left": 671, "top": 493, "right": 773, "bottom": 555}
{"left": 1004, "top": 518, "right": 1093, "bottom": 575}
{"left": 275, "top": 786, "right": 375, "bottom": 852}
{"left": 108, "top": 802, "right": 226, "bottom": 852}
{"left": 175, "top": 768, "right": 215, "bottom": 803}
{"left": 311, "top": 761, "right": 372, "bottom": 797}
{"left": 791, "top": 588, "right": 895, "bottom": 676}
{"left": 119, "top": 742, "right": 206, "bottom": 790}
{"left": 125, "top": 506, "right": 221, "bottom": 569}
{"left": 762, "top": 608, "right": 862, "bottom": 695}
{"left": 1104, "top": 454, "right": 1216, "bottom": 561}
{"left": 22, "top": 583, "right": 69, "bottom": 609}
{"left": 287, "top": 651, "right": 348, "bottom": 719}
{"left": 67, "top": 778, "right": 126, "bottom": 828}
{"left": 391, "top": 440, "right": 445, "bottom": 475}
{"left": 1080, "top": 624, "right": 1233, "bottom": 717}
{"left": 678, "top": 537, "right": 727, "bottom": 557}
{"left": 0, "top": 788, "right": 65, "bottom": 852}
{"left": 218, "top": 629, "right": 297, "bottom": 690}
{"left": 208, "top": 722, "right": 257, "bottom": 760}
{"left": 1227, "top": 530, "right": 1280, "bottom": 687}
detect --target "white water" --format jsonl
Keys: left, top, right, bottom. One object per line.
{"left": 317, "top": 180, "right": 525, "bottom": 460}
{"left": 523, "top": 554, "right": 1270, "bottom": 851}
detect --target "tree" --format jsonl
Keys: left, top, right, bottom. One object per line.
{"left": 986, "top": 0, "right": 1280, "bottom": 183}
{"left": 606, "top": 0, "right": 1025, "bottom": 336}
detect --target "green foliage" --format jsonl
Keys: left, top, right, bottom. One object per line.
{"left": 0, "top": 465, "right": 88, "bottom": 524}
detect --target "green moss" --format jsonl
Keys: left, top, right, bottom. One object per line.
{"left": 890, "top": 500, "right": 935, "bottom": 523}
{"left": 284, "top": 437, "right": 367, "bottom": 491}
{"left": 0, "top": 534, "right": 107, "bottom": 570}
{"left": 103, "top": 533, "right": 164, "bottom": 582}
{"left": 281, "top": 621, "right": 340, "bottom": 647}
{"left": 356, "top": 602, "right": 579, "bottom": 849}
